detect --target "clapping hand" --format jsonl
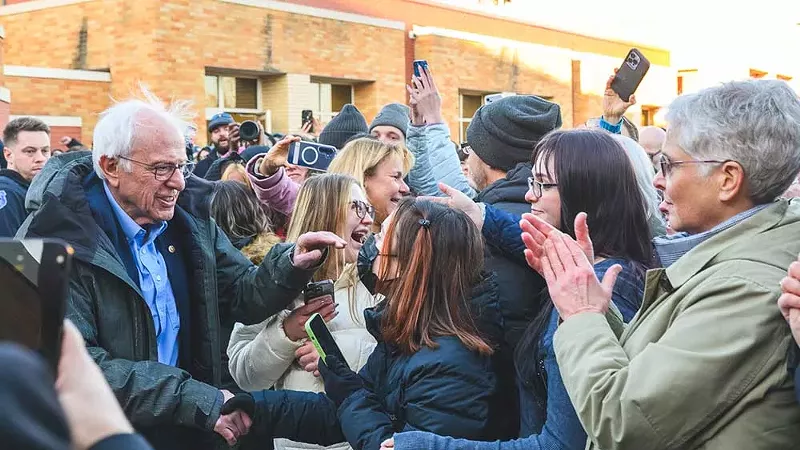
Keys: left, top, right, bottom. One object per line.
{"left": 522, "top": 213, "right": 621, "bottom": 321}
{"left": 778, "top": 255, "right": 800, "bottom": 345}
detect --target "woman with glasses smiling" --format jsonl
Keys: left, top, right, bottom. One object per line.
{"left": 381, "top": 129, "right": 652, "bottom": 450}
{"left": 227, "top": 173, "right": 379, "bottom": 450}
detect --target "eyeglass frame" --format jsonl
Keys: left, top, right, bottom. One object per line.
{"left": 118, "top": 156, "right": 195, "bottom": 181}
{"left": 527, "top": 176, "right": 558, "bottom": 198}
{"left": 351, "top": 200, "right": 376, "bottom": 221}
{"left": 657, "top": 154, "right": 728, "bottom": 177}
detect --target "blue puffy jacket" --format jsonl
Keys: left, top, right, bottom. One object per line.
{"left": 248, "top": 275, "right": 502, "bottom": 450}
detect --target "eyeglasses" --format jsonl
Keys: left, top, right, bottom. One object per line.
{"left": 527, "top": 177, "right": 558, "bottom": 198}
{"left": 658, "top": 154, "right": 727, "bottom": 177}
{"left": 351, "top": 200, "right": 375, "bottom": 221}
{"left": 119, "top": 156, "right": 195, "bottom": 181}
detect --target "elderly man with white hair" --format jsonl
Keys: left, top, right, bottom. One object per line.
{"left": 521, "top": 79, "right": 800, "bottom": 449}
{"left": 15, "top": 90, "right": 346, "bottom": 450}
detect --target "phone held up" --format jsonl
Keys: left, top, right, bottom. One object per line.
{"left": 302, "top": 110, "right": 314, "bottom": 128}
{"left": 413, "top": 59, "right": 429, "bottom": 78}
{"left": 0, "top": 239, "right": 73, "bottom": 374}
{"left": 304, "top": 312, "right": 347, "bottom": 365}
{"left": 610, "top": 48, "right": 651, "bottom": 103}
{"left": 288, "top": 141, "right": 337, "bottom": 172}
{"left": 303, "top": 279, "right": 335, "bottom": 304}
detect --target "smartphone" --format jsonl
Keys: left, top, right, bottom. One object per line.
{"left": 302, "top": 110, "right": 314, "bottom": 127}
{"left": 611, "top": 49, "right": 650, "bottom": 102}
{"left": 413, "top": 60, "right": 429, "bottom": 78}
{"left": 304, "top": 280, "right": 335, "bottom": 303}
{"left": 305, "top": 313, "right": 346, "bottom": 365}
{"left": 0, "top": 239, "right": 73, "bottom": 373}
{"left": 288, "top": 141, "right": 337, "bottom": 170}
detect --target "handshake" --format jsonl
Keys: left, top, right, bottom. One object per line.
{"left": 215, "top": 391, "right": 256, "bottom": 446}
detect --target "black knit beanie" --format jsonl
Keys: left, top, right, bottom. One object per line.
{"left": 318, "top": 104, "right": 369, "bottom": 150}
{"left": 467, "top": 95, "right": 562, "bottom": 172}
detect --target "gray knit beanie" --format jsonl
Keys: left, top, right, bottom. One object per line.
{"left": 467, "top": 95, "right": 562, "bottom": 172}
{"left": 318, "top": 104, "right": 369, "bottom": 150}
{"left": 369, "top": 103, "right": 410, "bottom": 139}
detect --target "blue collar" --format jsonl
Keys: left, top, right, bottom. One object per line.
{"left": 102, "top": 182, "right": 168, "bottom": 246}
{"left": 652, "top": 203, "right": 771, "bottom": 268}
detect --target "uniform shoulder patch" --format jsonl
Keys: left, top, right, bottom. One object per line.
{"left": 0, "top": 190, "right": 6, "bottom": 210}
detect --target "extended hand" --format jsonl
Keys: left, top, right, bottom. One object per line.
{"left": 419, "top": 183, "right": 482, "bottom": 228}
{"left": 214, "top": 390, "right": 252, "bottom": 446}
{"left": 259, "top": 135, "right": 301, "bottom": 177}
{"left": 292, "top": 231, "right": 347, "bottom": 270}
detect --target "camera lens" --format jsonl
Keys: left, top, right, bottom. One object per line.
{"left": 240, "top": 120, "right": 260, "bottom": 141}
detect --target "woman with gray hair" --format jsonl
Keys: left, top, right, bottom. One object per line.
{"left": 520, "top": 79, "right": 800, "bottom": 449}
{"left": 611, "top": 134, "right": 666, "bottom": 238}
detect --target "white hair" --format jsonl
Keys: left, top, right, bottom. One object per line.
{"left": 666, "top": 79, "right": 800, "bottom": 204}
{"left": 93, "top": 86, "right": 194, "bottom": 179}
{"left": 612, "top": 134, "right": 664, "bottom": 229}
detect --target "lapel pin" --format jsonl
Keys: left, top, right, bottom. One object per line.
{"left": 168, "top": 245, "right": 176, "bottom": 254}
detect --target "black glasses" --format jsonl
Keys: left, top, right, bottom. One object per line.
{"left": 527, "top": 177, "right": 558, "bottom": 198}
{"left": 351, "top": 200, "right": 375, "bottom": 221}
{"left": 119, "top": 156, "right": 195, "bottom": 181}
{"left": 658, "top": 154, "right": 726, "bottom": 177}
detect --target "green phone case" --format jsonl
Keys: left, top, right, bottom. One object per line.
{"left": 304, "top": 313, "right": 329, "bottom": 364}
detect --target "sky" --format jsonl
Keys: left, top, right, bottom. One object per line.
{"left": 441, "top": 0, "right": 800, "bottom": 73}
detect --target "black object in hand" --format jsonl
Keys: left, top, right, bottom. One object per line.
{"left": 319, "top": 354, "right": 363, "bottom": 406}
{"left": 221, "top": 392, "right": 256, "bottom": 417}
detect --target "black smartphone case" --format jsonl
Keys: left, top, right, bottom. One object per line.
{"left": 611, "top": 49, "right": 650, "bottom": 102}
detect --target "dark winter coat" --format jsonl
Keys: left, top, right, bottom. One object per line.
{"left": 16, "top": 153, "right": 318, "bottom": 449}
{"left": 0, "top": 168, "right": 30, "bottom": 237}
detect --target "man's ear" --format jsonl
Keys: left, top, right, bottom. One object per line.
{"left": 98, "top": 156, "right": 121, "bottom": 188}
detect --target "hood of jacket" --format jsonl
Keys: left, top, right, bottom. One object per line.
{"left": 362, "top": 271, "right": 503, "bottom": 350}
{"left": 475, "top": 162, "right": 531, "bottom": 208}
{"left": 0, "top": 168, "right": 30, "bottom": 189}
{"left": 20, "top": 152, "right": 214, "bottom": 266}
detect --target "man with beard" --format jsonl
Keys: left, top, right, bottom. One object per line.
{"left": 194, "top": 112, "right": 239, "bottom": 179}
{"left": 0, "top": 117, "right": 51, "bottom": 237}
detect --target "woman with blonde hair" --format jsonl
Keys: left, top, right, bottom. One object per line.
{"left": 227, "top": 173, "right": 377, "bottom": 450}
{"left": 328, "top": 136, "right": 415, "bottom": 230}
{"left": 220, "top": 161, "right": 252, "bottom": 189}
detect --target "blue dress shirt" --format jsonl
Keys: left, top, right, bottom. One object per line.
{"left": 103, "top": 183, "right": 180, "bottom": 366}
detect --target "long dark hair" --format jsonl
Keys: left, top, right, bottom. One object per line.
{"left": 377, "top": 198, "right": 493, "bottom": 356}
{"left": 515, "top": 129, "right": 653, "bottom": 398}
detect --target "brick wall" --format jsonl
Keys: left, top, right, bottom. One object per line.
{"left": 4, "top": 75, "right": 110, "bottom": 145}
{"left": 50, "top": 126, "right": 82, "bottom": 150}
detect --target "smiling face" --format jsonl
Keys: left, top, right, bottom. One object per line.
{"left": 101, "top": 114, "right": 187, "bottom": 226}
{"left": 285, "top": 164, "right": 310, "bottom": 183}
{"left": 5, "top": 131, "right": 51, "bottom": 182}
{"left": 364, "top": 154, "right": 409, "bottom": 225}
{"left": 345, "top": 183, "right": 374, "bottom": 264}
{"left": 524, "top": 154, "right": 562, "bottom": 229}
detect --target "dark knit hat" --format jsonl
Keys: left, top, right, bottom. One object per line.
{"left": 318, "top": 104, "right": 369, "bottom": 150}
{"left": 467, "top": 95, "right": 562, "bottom": 172}
{"left": 369, "top": 103, "right": 410, "bottom": 139}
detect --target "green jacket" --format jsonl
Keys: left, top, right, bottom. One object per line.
{"left": 17, "top": 153, "right": 317, "bottom": 434}
{"left": 554, "top": 199, "right": 800, "bottom": 450}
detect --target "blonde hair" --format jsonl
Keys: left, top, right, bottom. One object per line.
{"left": 328, "top": 137, "right": 414, "bottom": 189}
{"left": 221, "top": 162, "right": 252, "bottom": 189}
{"left": 287, "top": 173, "right": 368, "bottom": 321}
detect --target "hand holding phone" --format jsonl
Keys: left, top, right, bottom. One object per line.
{"left": 408, "top": 60, "right": 443, "bottom": 126}
{"left": 610, "top": 48, "right": 650, "bottom": 103}
{"left": 288, "top": 141, "right": 337, "bottom": 171}
{"left": 282, "top": 297, "right": 337, "bottom": 342}
{"left": 304, "top": 313, "right": 347, "bottom": 365}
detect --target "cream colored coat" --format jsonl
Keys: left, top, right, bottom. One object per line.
{"left": 227, "top": 279, "right": 377, "bottom": 450}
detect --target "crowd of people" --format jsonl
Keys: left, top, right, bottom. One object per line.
{"left": 3, "top": 62, "right": 800, "bottom": 450}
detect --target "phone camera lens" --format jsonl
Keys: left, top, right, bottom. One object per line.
{"left": 56, "top": 255, "right": 65, "bottom": 264}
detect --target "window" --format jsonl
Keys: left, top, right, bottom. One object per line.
{"left": 641, "top": 106, "right": 660, "bottom": 126}
{"left": 205, "top": 75, "right": 260, "bottom": 111}
{"left": 459, "top": 93, "right": 483, "bottom": 143}
{"left": 310, "top": 81, "right": 354, "bottom": 123}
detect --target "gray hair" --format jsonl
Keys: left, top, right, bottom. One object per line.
{"left": 612, "top": 134, "right": 663, "bottom": 229}
{"left": 92, "top": 86, "right": 194, "bottom": 179}
{"left": 666, "top": 79, "right": 800, "bottom": 204}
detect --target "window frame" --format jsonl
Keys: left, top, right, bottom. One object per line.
{"left": 205, "top": 74, "right": 263, "bottom": 114}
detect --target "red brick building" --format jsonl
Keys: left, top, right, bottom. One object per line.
{"left": 0, "top": 0, "right": 673, "bottom": 147}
